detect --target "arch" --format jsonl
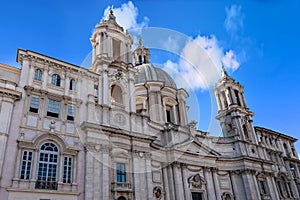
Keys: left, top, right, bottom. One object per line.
{"left": 111, "top": 84, "right": 123, "bottom": 104}
{"left": 243, "top": 124, "right": 250, "bottom": 140}
{"left": 69, "top": 79, "right": 76, "bottom": 90}
{"left": 283, "top": 143, "right": 289, "bottom": 156}
{"left": 33, "top": 133, "right": 66, "bottom": 152}
{"left": 51, "top": 74, "right": 61, "bottom": 87}
{"left": 117, "top": 196, "right": 126, "bottom": 200}
{"left": 138, "top": 55, "right": 142, "bottom": 64}
{"left": 34, "top": 69, "right": 42, "bottom": 81}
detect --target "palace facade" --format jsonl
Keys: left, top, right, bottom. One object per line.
{"left": 0, "top": 10, "right": 299, "bottom": 200}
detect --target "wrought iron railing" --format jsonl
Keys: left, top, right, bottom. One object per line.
{"left": 35, "top": 180, "right": 58, "bottom": 190}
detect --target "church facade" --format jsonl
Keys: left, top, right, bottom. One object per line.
{"left": 0, "top": 10, "right": 299, "bottom": 200}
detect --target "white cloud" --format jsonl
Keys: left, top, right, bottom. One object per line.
{"left": 224, "top": 4, "right": 244, "bottom": 35}
{"left": 222, "top": 50, "right": 240, "bottom": 71}
{"left": 162, "top": 35, "right": 240, "bottom": 90}
{"left": 103, "top": 1, "right": 149, "bottom": 31}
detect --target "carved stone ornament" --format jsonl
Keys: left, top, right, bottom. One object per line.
{"left": 113, "top": 113, "right": 126, "bottom": 126}
{"left": 153, "top": 186, "right": 162, "bottom": 199}
{"left": 49, "top": 120, "right": 56, "bottom": 133}
{"left": 108, "top": 69, "right": 124, "bottom": 81}
{"left": 188, "top": 174, "right": 206, "bottom": 189}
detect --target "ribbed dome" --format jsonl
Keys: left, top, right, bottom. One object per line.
{"left": 135, "top": 63, "right": 177, "bottom": 88}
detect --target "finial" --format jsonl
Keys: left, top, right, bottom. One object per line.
{"left": 221, "top": 63, "right": 229, "bottom": 77}
{"left": 138, "top": 38, "right": 143, "bottom": 46}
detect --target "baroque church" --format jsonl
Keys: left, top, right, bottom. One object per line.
{"left": 0, "top": 10, "right": 299, "bottom": 200}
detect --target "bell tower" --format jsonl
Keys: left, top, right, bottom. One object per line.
{"left": 132, "top": 39, "right": 150, "bottom": 65}
{"left": 214, "top": 66, "right": 258, "bottom": 145}
{"left": 90, "top": 10, "right": 133, "bottom": 72}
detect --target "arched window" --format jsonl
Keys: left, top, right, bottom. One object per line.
{"left": 143, "top": 55, "right": 147, "bottom": 63}
{"left": 283, "top": 143, "right": 289, "bottom": 156}
{"left": 34, "top": 69, "right": 42, "bottom": 81}
{"left": 138, "top": 55, "right": 142, "bottom": 64}
{"left": 51, "top": 74, "right": 61, "bottom": 87}
{"left": 243, "top": 124, "right": 250, "bottom": 140}
{"left": 111, "top": 85, "right": 123, "bottom": 104}
{"left": 35, "top": 142, "right": 59, "bottom": 190}
{"left": 69, "top": 79, "right": 76, "bottom": 90}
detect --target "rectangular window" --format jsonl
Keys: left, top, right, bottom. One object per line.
{"left": 192, "top": 192, "right": 203, "bottom": 200}
{"left": 166, "top": 105, "right": 173, "bottom": 123}
{"left": 116, "top": 163, "right": 126, "bottom": 182}
{"left": 67, "top": 105, "right": 75, "bottom": 121}
{"left": 258, "top": 180, "right": 268, "bottom": 195}
{"left": 20, "top": 150, "right": 33, "bottom": 180}
{"left": 63, "top": 156, "right": 72, "bottom": 184}
{"left": 29, "top": 96, "right": 40, "bottom": 113}
{"left": 47, "top": 99, "right": 60, "bottom": 118}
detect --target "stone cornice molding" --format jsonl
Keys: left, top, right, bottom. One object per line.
{"left": 0, "top": 86, "right": 22, "bottom": 101}
{"left": 85, "top": 142, "right": 111, "bottom": 153}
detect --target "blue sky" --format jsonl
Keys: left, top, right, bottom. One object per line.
{"left": 0, "top": 0, "right": 299, "bottom": 150}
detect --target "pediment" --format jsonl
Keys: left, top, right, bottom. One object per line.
{"left": 175, "top": 138, "right": 220, "bottom": 156}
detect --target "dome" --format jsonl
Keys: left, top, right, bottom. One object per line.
{"left": 135, "top": 63, "right": 177, "bottom": 89}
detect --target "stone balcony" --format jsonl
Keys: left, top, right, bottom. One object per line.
{"left": 111, "top": 182, "right": 132, "bottom": 192}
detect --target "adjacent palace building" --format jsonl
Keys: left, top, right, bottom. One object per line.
{"left": 0, "top": 10, "right": 300, "bottom": 200}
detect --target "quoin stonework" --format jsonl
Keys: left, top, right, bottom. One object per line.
{"left": 0, "top": 10, "right": 299, "bottom": 200}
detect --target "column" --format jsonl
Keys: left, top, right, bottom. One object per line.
{"left": 102, "top": 68, "right": 109, "bottom": 106}
{"left": 219, "top": 92, "right": 226, "bottom": 110}
{"left": 212, "top": 168, "right": 221, "bottom": 200}
{"left": 12, "top": 149, "right": 22, "bottom": 188}
{"left": 229, "top": 171, "right": 240, "bottom": 200}
{"left": 42, "top": 65, "right": 49, "bottom": 90}
{"left": 204, "top": 168, "right": 216, "bottom": 200}
{"left": 145, "top": 153, "right": 153, "bottom": 200}
{"left": 64, "top": 76, "right": 70, "bottom": 96}
{"left": 102, "top": 147, "right": 110, "bottom": 200}
{"left": 178, "top": 99, "right": 188, "bottom": 125}
{"left": 182, "top": 164, "right": 191, "bottom": 200}
{"left": 290, "top": 179, "right": 300, "bottom": 198}
{"left": 230, "top": 88, "right": 237, "bottom": 104}
{"left": 128, "top": 71, "right": 136, "bottom": 113}
{"left": 58, "top": 153, "right": 64, "bottom": 191}
{"left": 98, "top": 75, "right": 103, "bottom": 105}
{"left": 133, "top": 154, "right": 142, "bottom": 200}
{"left": 163, "top": 167, "right": 171, "bottom": 200}
{"left": 72, "top": 155, "right": 78, "bottom": 191}
{"left": 267, "top": 175, "right": 280, "bottom": 200}
{"left": 173, "top": 163, "right": 184, "bottom": 199}
{"left": 85, "top": 151, "right": 94, "bottom": 200}
{"left": 168, "top": 165, "right": 176, "bottom": 200}
{"left": 14, "top": 149, "right": 22, "bottom": 178}
{"left": 30, "top": 149, "right": 39, "bottom": 189}
{"left": 225, "top": 88, "right": 232, "bottom": 106}
{"left": 215, "top": 93, "right": 221, "bottom": 110}
{"left": 172, "top": 105, "right": 178, "bottom": 124}
{"left": 241, "top": 170, "right": 257, "bottom": 200}
{"left": 157, "top": 91, "right": 163, "bottom": 123}
{"left": 28, "top": 62, "right": 35, "bottom": 85}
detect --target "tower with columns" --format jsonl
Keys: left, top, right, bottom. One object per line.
{"left": 214, "top": 66, "right": 258, "bottom": 145}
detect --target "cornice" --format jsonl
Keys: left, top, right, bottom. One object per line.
{"left": 0, "top": 86, "right": 22, "bottom": 100}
